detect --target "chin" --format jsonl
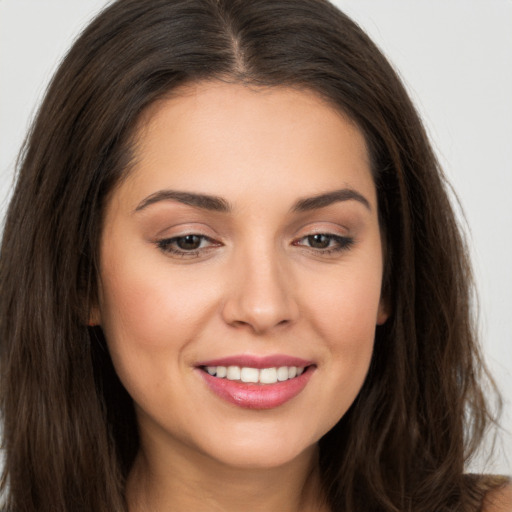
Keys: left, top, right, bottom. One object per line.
{"left": 188, "top": 419, "right": 322, "bottom": 471}
{"left": 204, "top": 439, "right": 317, "bottom": 471}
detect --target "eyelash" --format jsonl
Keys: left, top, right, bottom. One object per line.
{"left": 293, "top": 233, "right": 355, "bottom": 254}
{"left": 156, "top": 234, "right": 219, "bottom": 258}
{"left": 156, "top": 233, "right": 354, "bottom": 258}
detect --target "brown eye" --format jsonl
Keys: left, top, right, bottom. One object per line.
{"left": 293, "top": 233, "right": 354, "bottom": 254}
{"left": 176, "top": 235, "right": 203, "bottom": 250}
{"left": 307, "top": 234, "right": 331, "bottom": 249}
{"left": 156, "top": 234, "right": 221, "bottom": 257}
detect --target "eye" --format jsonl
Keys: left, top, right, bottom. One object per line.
{"left": 293, "top": 233, "right": 354, "bottom": 253}
{"left": 156, "top": 234, "right": 220, "bottom": 257}
{"left": 173, "top": 234, "right": 204, "bottom": 250}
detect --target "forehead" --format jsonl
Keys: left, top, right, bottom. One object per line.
{"left": 116, "top": 81, "right": 375, "bottom": 212}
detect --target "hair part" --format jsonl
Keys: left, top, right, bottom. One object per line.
{"left": 0, "top": 1, "right": 501, "bottom": 511}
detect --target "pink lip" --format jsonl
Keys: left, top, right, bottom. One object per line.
{"left": 195, "top": 354, "right": 316, "bottom": 410}
{"left": 196, "top": 354, "right": 314, "bottom": 369}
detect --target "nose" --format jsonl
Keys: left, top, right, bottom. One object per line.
{"left": 221, "top": 244, "right": 299, "bottom": 334}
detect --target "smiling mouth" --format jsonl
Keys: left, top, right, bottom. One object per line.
{"left": 201, "top": 365, "right": 308, "bottom": 384}
{"left": 197, "top": 361, "right": 315, "bottom": 409}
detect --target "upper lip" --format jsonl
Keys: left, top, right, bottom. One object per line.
{"left": 196, "top": 354, "right": 315, "bottom": 369}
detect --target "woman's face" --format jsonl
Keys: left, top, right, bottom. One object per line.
{"left": 95, "top": 82, "right": 388, "bottom": 470}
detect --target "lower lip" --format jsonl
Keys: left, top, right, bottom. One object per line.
{"left": 198, "top": 367, "right": 314, "bottom": 410}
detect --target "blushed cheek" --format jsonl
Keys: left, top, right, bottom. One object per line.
{"left": 97, "top": 273, "right": 178, "bottom": 403}
{"left": 311, "top": 271, "right": 381, "bottom": 366}
{"left": 98, "top": 260, "right": 218, "bottom": 356}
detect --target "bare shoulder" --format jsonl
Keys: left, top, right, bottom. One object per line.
{"left": 482, "top": 480, "right": 512, "bottom": 512}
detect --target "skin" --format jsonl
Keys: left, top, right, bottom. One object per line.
{"left": 93, "top": 82, "right": 388, "bottom": 512}
{"left": 483, "top": 484, "right": 512, "bottom": 512}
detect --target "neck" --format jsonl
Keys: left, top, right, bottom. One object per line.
{"left": 126, "top": 435, "right": 329, "bottom": 512}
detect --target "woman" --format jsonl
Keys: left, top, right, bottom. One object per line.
{"left": 0, "top": 0, "right": 510, "bottom": 510}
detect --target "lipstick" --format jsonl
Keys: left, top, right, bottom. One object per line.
{"left": 196, "top": 355, "right": 315, "bottom": 410}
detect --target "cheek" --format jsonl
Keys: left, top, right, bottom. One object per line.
{"left": 99, "top": 251, "right": 214, "bottom": 348}
{"left": 96, "top": 262, "right": 213, "bottom": 418}
{"left": 319, "top": 279, "right": 377, "bottom": 373}
{"left": 305, "top": 254, "right": 383, "bottom": 347}
{"left": 96, "top": 254, "right": 195, "bottom": 393}
{"left": 299, "top": 256, "right": 382, "bottom": 421}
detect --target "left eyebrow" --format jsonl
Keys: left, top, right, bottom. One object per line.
{"left": 292, "top": 188, "right": 371, "bottom": 212}
{"left": 134, "top": 190, "right": 232, "bottom": 213}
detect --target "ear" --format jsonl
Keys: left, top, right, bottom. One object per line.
{"left": 376, "top": 297, "right": 390, "bottom": 325}
{"left": 88, "top": 304, "right": 102, "bottom": 327}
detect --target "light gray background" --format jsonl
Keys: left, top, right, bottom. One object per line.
{"left": 1, "top": 0, "right": 510, "bottom": 474}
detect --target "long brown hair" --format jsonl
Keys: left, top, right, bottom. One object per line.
{"left": 0, "top": 1, "right": 502, "bottom": 510}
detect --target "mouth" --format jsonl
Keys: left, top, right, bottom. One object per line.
{"left": 201, "top": 365, "right": 306, "bottom": 384}
{"left": 196, "top": 356, "right": 316, "bottom": 410}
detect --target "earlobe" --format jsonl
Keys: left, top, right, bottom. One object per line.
{"left": 376, "top": 299, "right": 390, "bottom": 325}
{"left": 88, "top": 305, "right": 101, "bottom": 327}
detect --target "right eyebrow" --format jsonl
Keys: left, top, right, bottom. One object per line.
{"left": 134, "top": 190, "right": 232, "bottom": 213}
{"left": 292, "top": 188, "right": 371, "bottom": 212}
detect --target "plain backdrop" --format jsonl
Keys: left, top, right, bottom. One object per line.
{"left": 0, "top": 0, "right": 511, "bottom": 474}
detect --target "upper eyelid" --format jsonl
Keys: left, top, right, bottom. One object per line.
{"left": 293, "top": 219, "right": 351, "bottom": 234}
{"left": 152, "top": 222, "right": 220, "bottom": 239}
{"left": 161, "top": 233, "right": 214, "bottom": 241}
{"left": 294, "top": 233, "right": 352, "bottom": 245}
{"left": 150, "top": 216, "right": 351, "bottom": 238}
{"left": 156, "top": 230, "right": 349, "bottom": 243}
{"left": 158, "top": 234, "right": 219, "bottom": 246}
{"left": 296, "top": 233, "right": 344, "bottom": 241}
{"left": 153, "top": 218, "right": 354, "bottom": 242}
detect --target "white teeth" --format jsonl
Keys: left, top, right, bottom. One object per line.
{"left": 259, "top": 367, "right": 278, "bottom": 384}
{"left": 277, "top": 366, "right": 289, "bottom": 381}
{"left": 240, "top": 367, "right": 259, "bottom": 383}
{"left": 226, "top": 366, "right": 241, "bottom": 380}
{"left": 204, "top": 365, "right": 306, "bottom": 384}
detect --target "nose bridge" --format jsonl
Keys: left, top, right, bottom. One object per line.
{"left": 221, "top": 236, "right": 298, "bottom": 333}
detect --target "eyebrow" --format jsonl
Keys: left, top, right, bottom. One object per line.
{"left": 292, "top": 188, "right": 371, "bottom": 212}
{"left": 134, "top": 190, "right": 231, "bottom": 213}
{"left": 134, "top": 187, "right": 371, "bottom": 214}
